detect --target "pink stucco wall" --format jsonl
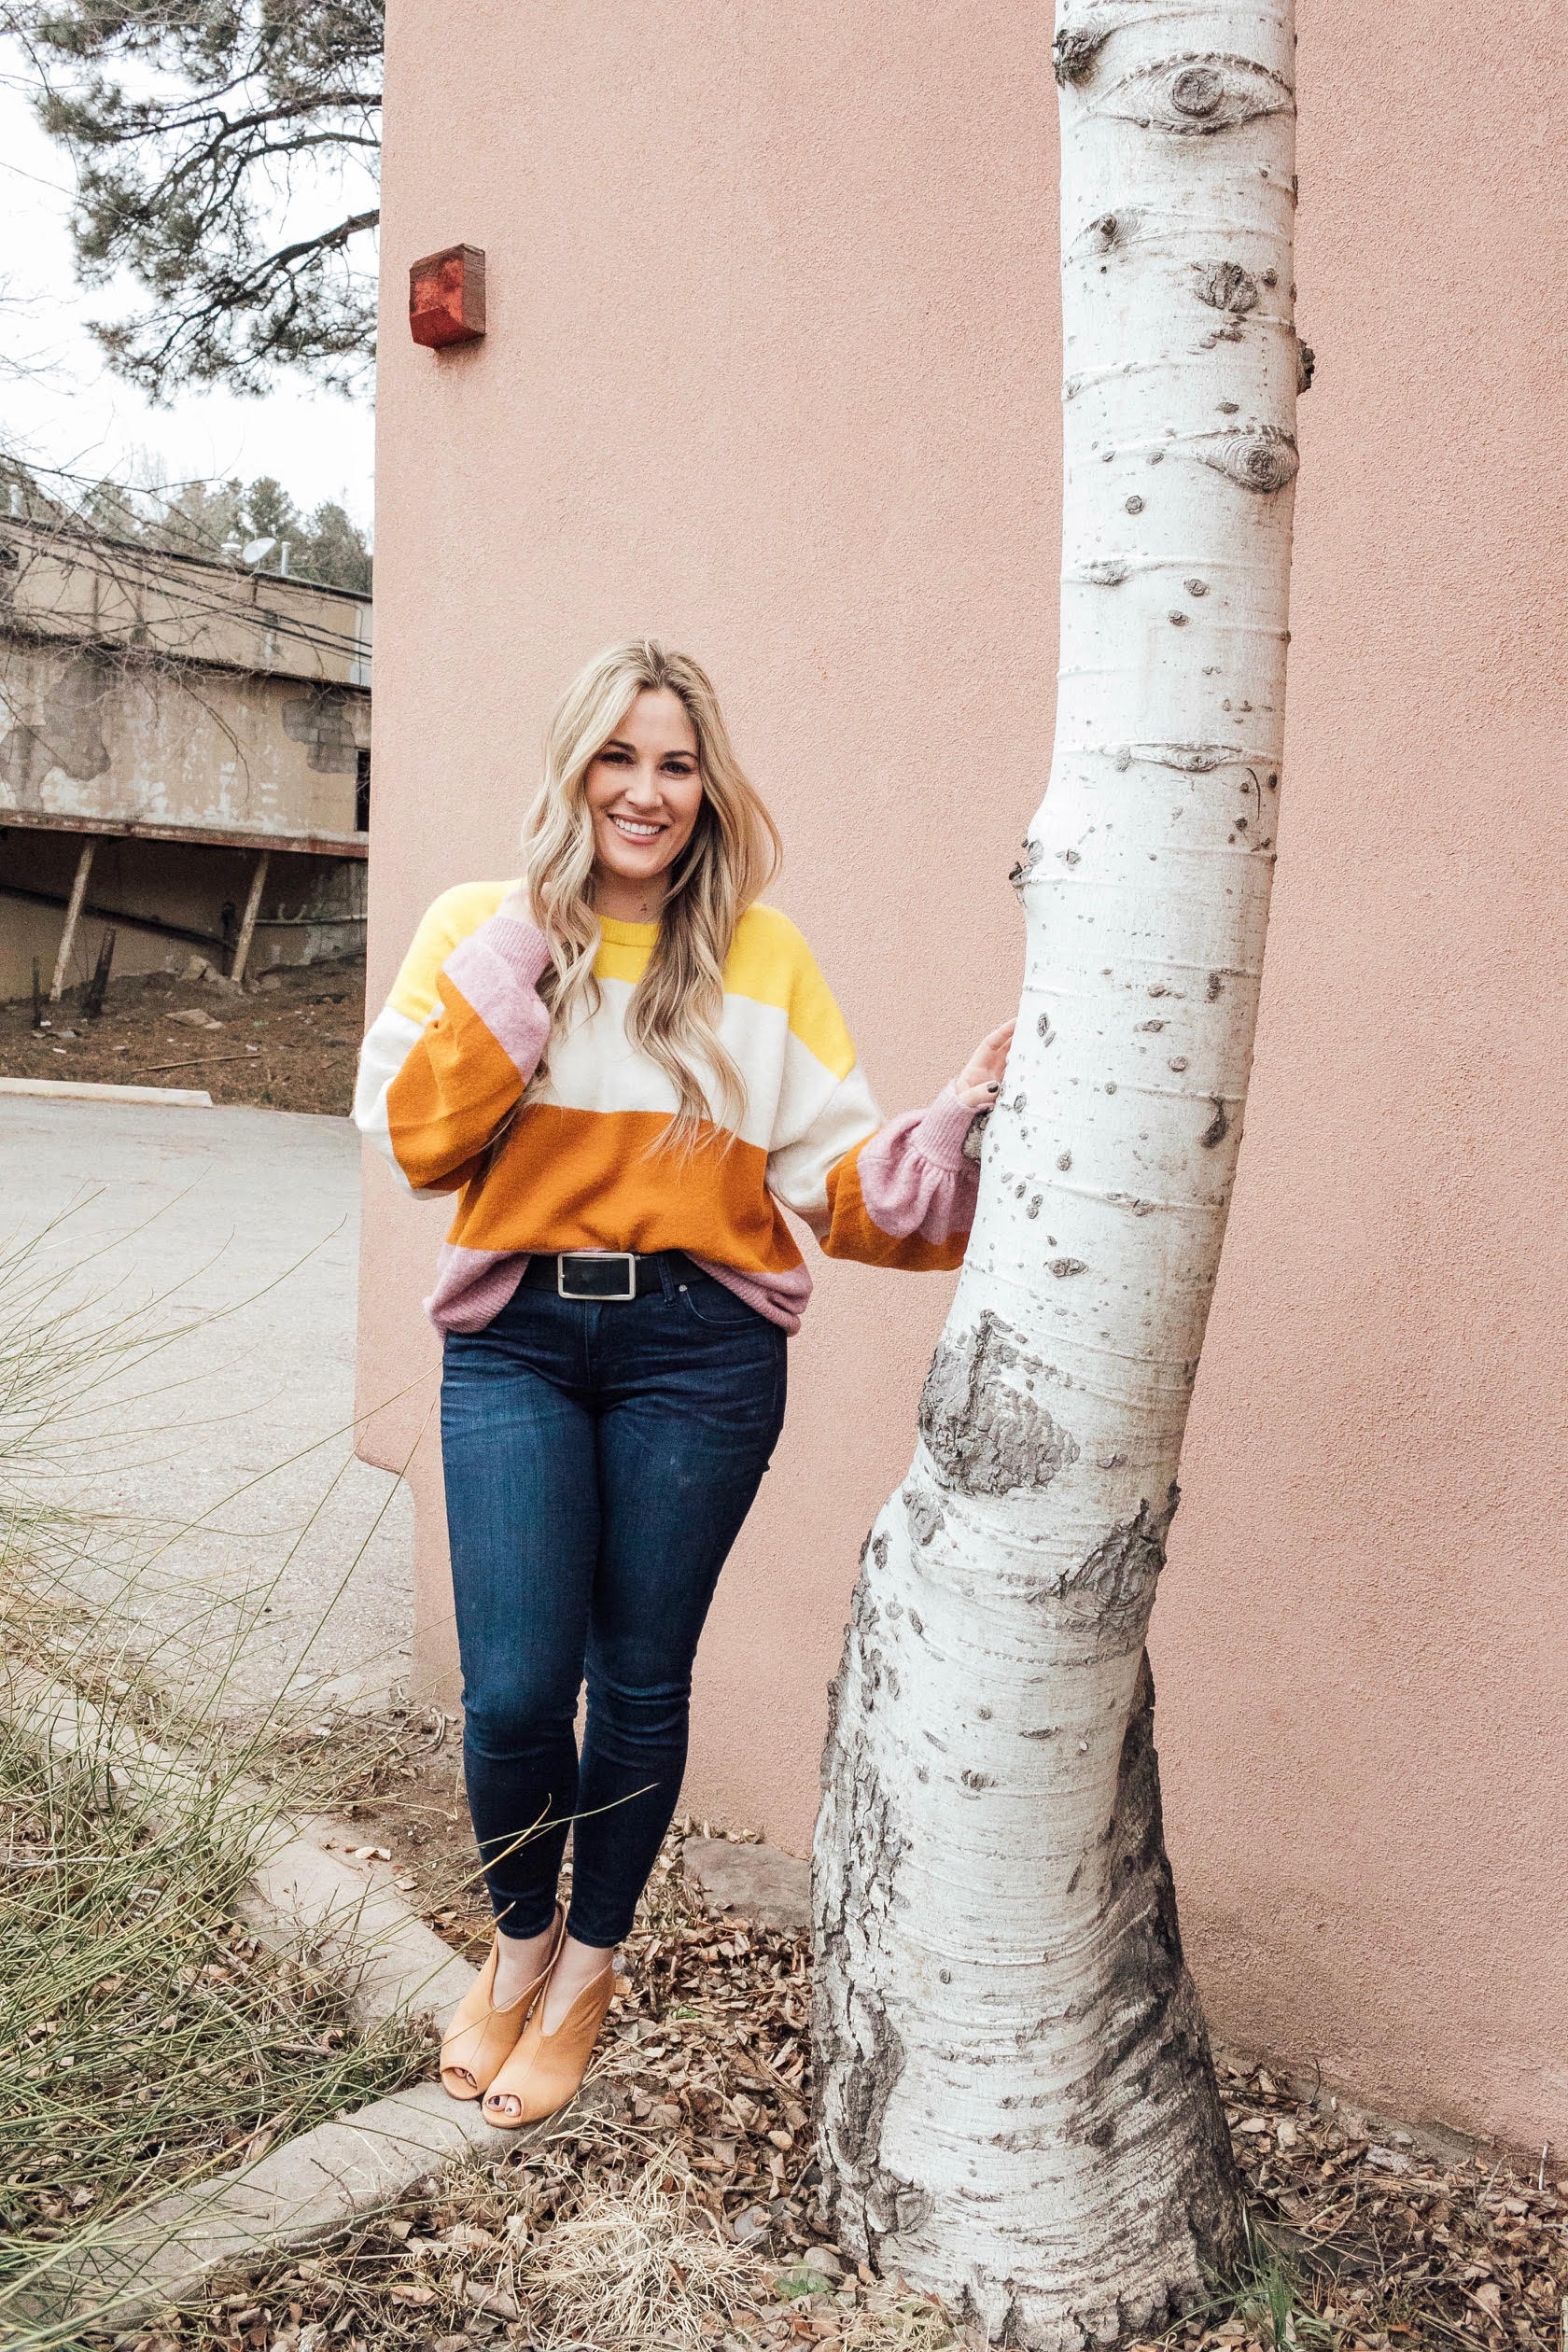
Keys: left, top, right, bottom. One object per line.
{"left": 360, "top": 0, "right": 1568, "bottom": 2152}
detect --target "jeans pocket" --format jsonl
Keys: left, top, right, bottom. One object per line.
{"left": 679, "top": 1274, "right": 768, "bottom": 1329}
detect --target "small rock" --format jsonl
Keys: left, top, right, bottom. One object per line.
{"left": 167, "top": 1007, "right": 223, "bottom": 1029}
{"left": 258, "top": 971, "right": 284, "bottom": 990}
{"left": 733, "top": 2204, "right": 774, "bottom": 2247}
{"left": 1366, "top": 2145, "right": 1412, "bottom": 2175}
{"left": 183, "top": 955, "right": 212, "bottom": 980}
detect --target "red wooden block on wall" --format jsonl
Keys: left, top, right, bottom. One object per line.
{"left": 409, "top": 244, "right": 486, "bottom": 349}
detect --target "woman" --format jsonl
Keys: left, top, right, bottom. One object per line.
{"left": 355, "top": 640, "right": 1011, "bottom": 2129}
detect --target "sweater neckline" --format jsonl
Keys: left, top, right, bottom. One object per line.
{"left": 597, "top": 915, "right": 661, "bottom": 946}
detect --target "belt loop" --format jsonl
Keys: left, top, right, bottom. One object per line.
{"left": 656, "top": 1253, "right": 676, "bottom": 1301}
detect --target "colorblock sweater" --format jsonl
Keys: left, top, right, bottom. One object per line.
{"left": 354, "top": 883, "right": 979, "bottom": 1334}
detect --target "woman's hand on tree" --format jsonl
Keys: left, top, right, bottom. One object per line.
{"left": 954, "top": 1020, "right": 1015, "bottom": 1112}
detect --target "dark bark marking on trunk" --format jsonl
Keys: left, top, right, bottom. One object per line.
{"left": 815, "top": 1561, "right": 927, "bottom": 2255}
{"left": 1055, "top": 23, "right": 1111, "bottom": 84}
{"left": 920, "top": 1311, "right": 1081, "bottom": 1497}
{"left": 1061, "top": 1652, "right": 1243, "bottom": 2268}
{"left": 1201, "top": 425, "right": 1299, "bottom": 492}
{"left": 1103, "top": 54, "right": 1295, "bottom": 139}
{"left": 1064, "top": 1487, "right": 1177, "bottom": 1609}
{"left": 1194, "top": 259, "right": 1259, "bottom": 313}
{"left": 903, "top": 1482, "right": 945, "bottom": 1548}
{"left": 1009, "top": 839, "right": 1044, "bottom": 893}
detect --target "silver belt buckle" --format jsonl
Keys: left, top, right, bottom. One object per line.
{"left": 557, "top": 1251, "right": 637, "bottom": 1301}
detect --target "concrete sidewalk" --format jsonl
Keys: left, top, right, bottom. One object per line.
{"left": 0, "top": 1094, "right": 412, "bottom": 1719}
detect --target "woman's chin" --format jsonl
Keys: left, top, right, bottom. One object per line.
{"left": 595, "top": 852, "right": 677, "bottom": 889}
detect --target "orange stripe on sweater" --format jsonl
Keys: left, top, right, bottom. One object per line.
{"left": 385, "top": 977, "right": 523, "bottom": 1192}
{"left": 447, "top": 1103, "right": 805, "bottom": 1273}
{"left": 820, "top": 1141, "right": 968, "bottom": 1271}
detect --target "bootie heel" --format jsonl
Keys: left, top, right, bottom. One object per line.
{"left": 481, "top": 1960, "right": 615, "bottom": 2128}
{"left": 440, "top": 1907, "right": 565, "bottom": 2102}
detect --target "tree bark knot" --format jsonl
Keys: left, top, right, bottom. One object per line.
{"left": 1052, "top": 1485, "right": 1178, "bottom": 1616}
{"left": 1194, "top": 259, "right": 1259, "bottom": 314}
{"left": 1099, "top": 53, "right": 1295, "bottom": 137}
{"left": 1200, "top": 427, "right": 1299, "bottom": 493}
{"left": 1054, "top": 22, "right": 1111, "bottom": 85}
{"left": 919, "top": 1311, "right": 1080, "bottom": 1498}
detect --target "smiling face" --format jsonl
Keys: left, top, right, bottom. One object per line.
{"left": 582, "top": 687, "right": 706, "bottom": 922}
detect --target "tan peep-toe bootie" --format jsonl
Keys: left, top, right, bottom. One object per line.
{"left": 440, "top": 1907, "right": 565, "bottom": 2102}
{"left": 481, "top": 1959, "right": 615, "bottom": 2129}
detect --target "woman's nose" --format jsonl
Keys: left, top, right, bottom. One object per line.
{"left": 623, "top": 765, "right": 663, "bottom": 805}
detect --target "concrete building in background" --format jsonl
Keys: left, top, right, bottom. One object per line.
{"left": 0, "top": 520, "right": 371, "bottom": 1000}
{"left": 359, "top": 0, "right": 1568, "bottom": 2156}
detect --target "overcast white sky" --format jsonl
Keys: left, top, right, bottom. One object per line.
{"left": 0, "top": 74, "right": 376, "bottom": 528}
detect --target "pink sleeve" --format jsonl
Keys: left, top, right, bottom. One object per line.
{"left": 441, "top": 914, "right": 553, "bottom": 1079}
{"left": 849, "top": 1084, "right": 980, "bottom": 1244}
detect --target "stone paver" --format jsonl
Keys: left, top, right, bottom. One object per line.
{"left": 683, "top": 1834, "right": 812, "bottom": 1933}
{"left": 6, "top": 2080, "right": 539, "bottom": 2331}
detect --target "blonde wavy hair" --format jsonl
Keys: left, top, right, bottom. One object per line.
{"left": 522, "top": 640, "right": 782, "bottom": 1141}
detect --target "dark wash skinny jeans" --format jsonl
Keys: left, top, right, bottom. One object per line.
{"left": 440, "top": 1259, "right": 787, "bottom": 1951}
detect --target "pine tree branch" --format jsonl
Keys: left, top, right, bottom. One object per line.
{"left": 1, "top": 0, "right": 385, "bottom": 397}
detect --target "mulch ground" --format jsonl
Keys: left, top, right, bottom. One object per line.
{"left": 107, "top": 1710, "right": 1568, "bottom": 2352}
{"left": 0, "top": 957, "right": 366, "bottom": 1114}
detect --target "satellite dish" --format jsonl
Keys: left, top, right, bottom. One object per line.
{"left": 242, "top": 536, "right": 277, "bottom": 565}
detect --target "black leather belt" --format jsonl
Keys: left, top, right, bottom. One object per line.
{"left": 519, "top": 1249, "right": 693, "bottom": 1302}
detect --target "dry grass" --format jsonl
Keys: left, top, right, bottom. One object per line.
{"left": 0, "top": 1703, "right": 427, "bottom": 2283}
{"left": 0, "top": 1216, "right": 429, "bottom": 2337}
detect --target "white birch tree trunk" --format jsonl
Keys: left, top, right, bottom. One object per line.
{"left": 813, "top": 3, "right": 1303, "bottom": 2342}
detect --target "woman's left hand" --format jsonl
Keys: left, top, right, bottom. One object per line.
{"left": 954, "top": 1020, "right": 1015, "bottom": 1112}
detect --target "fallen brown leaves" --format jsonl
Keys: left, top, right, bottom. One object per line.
{"left": 122, "top": 1834, "right": 950, "bottom": 2352}
{"left": 102, "top": 1835, "right": 1564, "bottom": 2352}
{"left": 1197, "top": 2057, "right": 1568, "bottom": 2352}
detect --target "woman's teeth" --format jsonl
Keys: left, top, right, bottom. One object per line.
{"left": 611, "top": 815, "right": 662, "bottom": 840}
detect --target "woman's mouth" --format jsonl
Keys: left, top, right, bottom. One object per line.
{"left": 608, "top": 813, "right": 665, "bottom": 843}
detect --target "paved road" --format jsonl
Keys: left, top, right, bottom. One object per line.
{"left": 0, "top": 1093, "right": 412, "bottom": 1722}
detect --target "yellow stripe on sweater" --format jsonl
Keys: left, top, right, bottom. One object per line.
{"left": 387, "top": 889, "right": 855, "bottom": 1081}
